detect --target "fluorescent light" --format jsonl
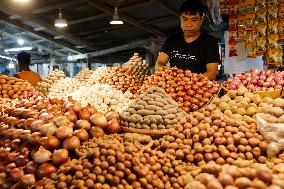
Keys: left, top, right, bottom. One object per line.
{"left": 68, "top": 55, "right": 73, "bottom": 61}
{"left": 8, "top": 62, "right": 15, "bottom": 69}
{"left": 110, "top": 20, "right": 124, "bottom": 25}
{"left": 55, "top": 9, "right": 68, "bottom": 28}
{"left": 4, "top": 47, "right": 32, "bottom": 52}
{"left": 18, "top": 38, "right": 24, "bottom": 45}
{"left": 14, "top": 0, "right": 30, "bottom": 2}
{"left": 0, "top": 55, "right": 16, "bottom": 61}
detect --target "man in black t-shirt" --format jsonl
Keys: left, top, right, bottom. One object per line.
{"left": 155, "top": 0, "right": 220, "bottom": 80}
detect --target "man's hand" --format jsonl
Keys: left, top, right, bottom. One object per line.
{"left": 203, "top": 63, "right": 218, "bottom": 80}
{"left": 155, "top": 52, "right": 169, "bottom": 71}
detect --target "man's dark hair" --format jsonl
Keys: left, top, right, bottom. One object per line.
{"left": 17, "top": 51, "right": 31, "bottom": 65}
{"left": 180, "top": 0, "right": 206, "bottom": 16}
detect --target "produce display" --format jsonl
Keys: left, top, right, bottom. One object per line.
{"left": 211, "top": 86, "right": 263, "bottom": 124}
{"left": 75, "top": 68, "right": 93, "bottom": 83}
{"left": 256, "top": 98, "right": 284, "bottom": 158}
{"left": 41, "top": 134, "right": 189, "bottom": 189}
{"left": 123, "top": 53, "right": 150, "bottom": 83}
{"left": 47, "top": 78, "right": 82, "bottom": 100}
{"left": 154, "top": 106, "right": 268, "bottom": 165}
{"left": 0, "top": 75, "right": 37, "bottom": 99}
{"left": 223, "top": 69, "right": 284, "bottom": 91}
{"left": 138, "top": 67, "right": 220, "bottom": 112}
{"left": 36, "top": 69, "right": 66, "bottom": 96}
{"left": 120, "top": 87, "right": 187, "bottom": 130}
{"left": 67, "top": 84, "right": 133, "bottom": 114}
{"left": 99, "top": 66, "right": 142, "bottom": 94}
{"left": 180, "top": 161, "right": 284, "bottom": 189}
{"left": 87, "top": 67, "right": 111, "bottom": 85}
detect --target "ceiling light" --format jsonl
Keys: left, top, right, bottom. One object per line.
{"left": 8, "top": 62, "right": 15, "bottom": 69}
{"left": 0, "top": 55, "right": 16, "bottom": 61}
{"left": 110, "top": 7, "right": 123, "bottom": 25}
{"left": 14, "top": 0, "right": 30, "bottom": 2}
{"left": 68, "top": 55, "right": 73, "bottom": 61}
{"left": 55, "top": 8, "right": 68, "bottom": 28}
{"left": 18, "top": 38, "right": 24, "bottom": 45}
{"left": 4, "top": 47, "right": 32, "bottom": 52}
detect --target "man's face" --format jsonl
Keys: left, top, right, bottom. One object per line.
{"left": 180, "top": 12, "right": 203, "bottom": 36}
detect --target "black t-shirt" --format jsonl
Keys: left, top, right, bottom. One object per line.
{"left": 160, "top": 32, "right": 221, "bottom": 73}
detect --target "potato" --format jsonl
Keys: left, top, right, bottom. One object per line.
{"left": 252, "top": 179, "right": 267, "bottom": 189}
{"left": 231, "top": 106, "right": 238, "bottom": 114}
{"left": 235, "top": 177, "right": 253, "bottom": 189}
{"left": 273, "top": 98, "right": 284, "bottom": 108}
{"left": 244, "top": 92, "right": 255, "bottom": 101}
{"left": 235, "top": 96, "right": 244, "bottom": 103}
{"left": 228, "top": 100, "right": 237, "bottom": 107}
{"left": 269, "top": 107, "right": 284, "bottom": 118}
{"left": 212, "top": 97, "right": 221, "bottom": 105}
{"left": 219, "top": 102, "right": 230, "bottom": 111}
{"left": 227, "top": 90, "right": 237, "bottom": 98}
{"left": 261, "top": 114, "right": 278, "bottom": 123}
{"left": 237, "top": 108, "right": 247, "bottom": 116}
{"left": 246, "top": 107, "right": 257, "bottom": 116}
{"left": 224, "top": 110, "right": 233, "bottom": 117}
{"left": 263, "top": 97, "right": 274, "bottom": 104}
{"left": 207, "top": 180, "right": 223, "bottom": 189}
{"left": 237, "top": 86, "right": 249, "bottom": 96}
{"left": 278, "top": 115, "right": 284, "bottom": 123}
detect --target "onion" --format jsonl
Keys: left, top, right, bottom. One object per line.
{"left": 37, "top": 163, "right": 57, "bottom": 178}
{"left": 90, "top": 113, "right": 108, "bottom": 128}
{"left": 79, "top": 109, "right": 91, "bottom": 120}
{"left": 40, "top": 136, "right": 60, "bottom": 150}
{"left": 75, "top": 120, "right": 91, "bottom": 130}
{"left": 106, "top": 112, "right": 120, "bottom": 121}
{"left": 107, "top": 119, "right": 121, "bottom": 134}
{"left": 32, "top": 146, "right": 52, "bottom": 164}
{"left": 24, "top": 161, "right": 38, "bottom": 174}
{"left": 90, "top": 127, "right": 105, "bottom": 138}
{"left": 84, "top": 104, "right": 96, "bottom": 114}
{"left": 55, "top": 125, "right": 73, "bottom": 139}
{"left": 20, "top": 174, "right": 35, "bottom": 188}
{"left": 30, "top": 120, "right": 44, "bottom": 132}
{"left": 70, "top": 102, "right": 82, "bottom": 113}
{"left": 74, "top": 129, "right": 89, "bottom": 142}
{"left": 65, "top": 110, "right": 77, "bottom": 123}
{"left": 10, "top": 168, "right": 24, "bottom": 181}
{"left": 39, "top": 123, "right": 57, "bottom": 136}
{"left": 52, "top": 149, "right": 69, "bottom": 165}
{"left": 54, "top": 116, "right": 71, "bottom": 127}
{"left": 63, "top": 136, "right": 80, "bottom": 151}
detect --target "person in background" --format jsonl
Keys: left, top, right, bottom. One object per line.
{"left": 14, "top": 51, "right": 41, "bottom": 87}
{"left": 155, "top": 0, "right": 220, "bottom": 80}
{"left": 53, "top": 65, "right": 60, "bottom": 70}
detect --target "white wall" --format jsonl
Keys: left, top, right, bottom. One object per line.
{"left": 224, "top": 31, "right": 264, "bottom": 75}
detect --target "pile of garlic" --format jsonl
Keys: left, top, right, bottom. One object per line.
{"left": 124, "top": 53, "right": 149, "bottom": 83}
{"left": 47, "top": 78, "right": 82, "bottom": 100}
{"left": 35, "top": 69, "right": 66, "bottom": 96}
{"left": 75, "top": 68, "right": 93, "bottom": 83}
{"left": 68, "top": 84, "right": 133, "bottom": 114}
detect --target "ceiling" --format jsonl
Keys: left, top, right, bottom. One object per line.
{"left": 0, "top": 0, "right": 221, "bottom": 63}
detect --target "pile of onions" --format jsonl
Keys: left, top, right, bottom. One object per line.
{"left": 75, "top": 68, "right": 93, "bottom": 83}
{"left": 138, "top": 67, "right": 220, "bottom": 112}
{"left": 67, "top": 84, "right": 133, "bottom": 114}
{"left": 123, "top": 53, "right": 150, "bottom": 83}
{"left": 0, "top": 75, "right": 37, "bottom": 99}
{"left": 99, "top": 66, "right": 142, "bottom": 94}
{"left": 35, "top": 69, "right": 66, "bottom": 96}
{"left": 47, "top": 78, "right": 82, "bottom": 100}
{"left": 223, "top": 69, "right": 284, "bottom": 91}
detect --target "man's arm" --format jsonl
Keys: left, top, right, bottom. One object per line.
{"left": 155, "top": 52, "right": 169, "bottom": 71}
{"left": 203, "top": 63, "right": 218, "bottom": 80}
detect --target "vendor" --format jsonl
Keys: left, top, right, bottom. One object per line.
{"left": 14, "top": 51, "right": 41, "bottom": 87}
{"left": 155, "top": 0, "right": 220, "bottom": 80}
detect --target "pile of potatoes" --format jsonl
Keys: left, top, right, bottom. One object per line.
{"left": 181, "top": 161, "right": 284, "bottom": 189}
{"left": 47, "top": 78, "right": 82, "bottom": 100}
{"left": 75, "top": 68, "right": 93, "bottom": 83}
{"left": 124, "top": 53, "right": 150, "bottom": 83}
{"left": 36, "top": 69, "right": 66, "bottom": 96}
{"left": 258, "top": 98, "right": 284, "bottom": 123}
{"left": 120, "top": 87, "right": 186, "bottom": 130}
{"left": 0, "top": 75, "right": 34, "bottom": 99}
{"left": 212, "top": 86, "right": 264, "bottom": 124}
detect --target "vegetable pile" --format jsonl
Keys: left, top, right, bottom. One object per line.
{"left": 138, "top": 67, "right": 220, "bottom": 112}
{"left": 0, "top": 75, "right": 37, "bottom": 99}
{"left": 99, "top": 66, "right": 142, "bottom": 94}
{"left": 36, "top": 69, "right": 66, "bottom": 96}
{"left": 67, "top": 84, "right": 133, "bottom": 114}
{"left": 120, "top": 87, "right": 187, "bottom": 130}
{"left": 47, "top": 78, "right": 82, "bottom": 100}
{"left": 154, "top": 106, "right": 268, "bottom": 165}
{"left": 223, "top": 69, "right": 284, "bottom": 91}
{"left": 88, "top": 67, "right": 111, "bottom": 85}
{"left": 123, "top": 53, "right": 150, "bottom": 83}
{"left": 180, "top": 161, "right": 284, "bottom": 189}
{"left": 75, "top": 68, "right": 93, "bottom": 83}
{"left": 212, "top": 86, "right": 263, "bottom": 124}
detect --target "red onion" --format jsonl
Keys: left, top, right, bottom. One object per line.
{"left": 63, "top": 136, "right": 80, "bottom": 151}
{"left": 37, "top": 163, "right": 57, "bottom": 178}
{"left": 74, "top": 129, "right": 89, "bottom": 142}
{"left": 10, "top": 168, "right": 24, "bottom": 181}
{"left": 55, "top": 125, "right": 73, "bottom": 139}
{"left": 107, "top": 119, "right": 121, "bottom": 134}
{"left": 52, "top": 149, "right": 69, "bottom": 165}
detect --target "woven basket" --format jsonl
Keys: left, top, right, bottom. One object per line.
{"left": 121, "top": 126, "right": 173, "bottom": 138}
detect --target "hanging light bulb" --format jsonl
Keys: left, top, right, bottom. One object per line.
{"left": 110, "top": 6, "right": 123, "bottom": 25}
{"left": 55, "top": 8, "right": 68, "bottom": 28}
{"left": 18, "top": 33, "right": 24, "bottom": 45}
